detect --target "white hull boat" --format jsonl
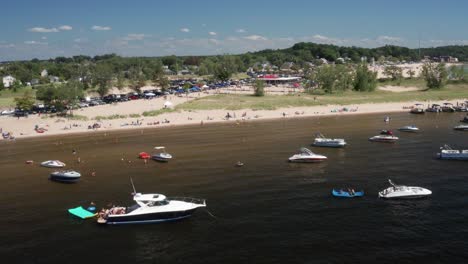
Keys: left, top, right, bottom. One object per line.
{"left": 313, "top": 133, "right": 346, "bottom": 148}
{"left": 379, "top": 179, "right": 431, "bottom": 199}
{"left": 289, "top": 147, "right": 327, "bottom": 163}
{"left": 152, "top": 146, "right": 172, "bottom": 162}
{"left": 398, "top": 125, "right": 420, "bottom": 132}
{"left": 369, "top": 135, "right": 399, "bottom": 143}
{"left": 49, "top": 170, "right": 81, "bottom": 183}
{"left": 454, "top": 125, "right": 468, "bottom": 131}
{"left": 438, "top": 145, "right": 468, "bottom": 160}
{"left": 41, "top": 160, "right": 66, "bottom": 168}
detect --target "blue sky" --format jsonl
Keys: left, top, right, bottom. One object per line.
{"left": 0, "top": 0, "right": 467, "bottom": 60}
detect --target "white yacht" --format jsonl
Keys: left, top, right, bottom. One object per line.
{"left": 312, "top": 133, "right": 347, "bottom": 148}
{"left": 152, "top": 146, "right": 173, "bottom": 162}
{"left": 398, "top": 125, "right": 420, "bottom": 132}
{"left": 453, "top": 124, "right": 468, "bottom": 131}
{"left": 379, "top": 179, "right": 432, "bottom": 199}
{"left": 288, "top": 148, "right": 327, "bottom": 163}
{"left": 40, "top": 160, "right": 66, "bottom": 168}
{"left": 438, "top": 145, "right": 468, "bottom": 160}
{"left": 369, "top": 130, "right": 399, "bottom": 143}
{"left": 49, "top": 170, "right": 81, "bottom": 183}
{"left": 98, "top": 193, "right": 206, "bottom": 225}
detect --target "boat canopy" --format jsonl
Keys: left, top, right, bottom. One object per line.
{"left": 134, "top": 193, "right": 167, "bottom": 202}
{"left": 299, "top": 147, "right": 314, "bottom": 155}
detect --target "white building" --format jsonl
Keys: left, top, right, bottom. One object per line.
{"left": 41, "top": 69, "right": 48, "bottom": 77}
{"left": 2, "top": 75, "right": 16, "bottom": 88}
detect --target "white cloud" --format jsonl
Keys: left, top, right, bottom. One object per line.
{"left": 28, "top": 27, "right": 59, "bottom": 33}
{"left": 92, "top": 25, "right": 111, "bottom": 31}
{"left": 236, "top": 29, "right": 246, "bottom": 33}
{"left": 123, "top": 34, "right": 148, "bottom": 41}
{"left": 376, "top": 35, "right": 403, "bottom": 45}
{"left": 180, "top": 28, "right": 190, "bottom": 33}
{"left": 208, "top": 32, "right": 217, "bottom": 36}
{"left": 244, "top": 35, "right": 267, "bottom": 41}
{"left": 24, "top": 41, "right": 48, "bottom": 45}
{"left": 59, "top": 25, "right": 73, "bottom": 31}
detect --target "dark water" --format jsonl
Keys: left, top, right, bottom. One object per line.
{"left": 1, "top": 112, "right": 467, "bottom": 264}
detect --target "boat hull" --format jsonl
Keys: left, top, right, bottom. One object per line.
{"left": 332, "top": 190, "right": 364, "bottom": 198}
{"left": 49, "top": 175, "right": 80, "bottom": 183}
{"left": 105, "top": 208, "right": 198, "bottom": 225}
{"left": 313, "top": 142, "right": 346, "bottom": 148}
{"left": 289, "top": 158, "right": 326, "bottom": 163}
{"left": 378, "top": 194, "right": 430, "bottom": 199}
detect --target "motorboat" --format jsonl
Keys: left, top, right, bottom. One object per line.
{"left": 369, "top": 130, "right": 399, "bottom": 143}
{"left": 288, "top": 147, "right": 327, "bottom": 163}
{"left": 312, "top": 133, "right": 347, "bottom": 148}
{"left": 332, "top": 189, "right": 364, "bottom": 198}
{"left": 437, "top": 145, "right": 468, "bottom": 160}
{"left": 384, "top": 116, "right": 390, "bottom": 122}
{"left": 410, "top": 104, "right": 425, "bottom": 114}
{"left": 398, "top": 125, "right": 420, "bottom": 132}
{"left": 49, "top": 170, "right": 81, "bottom": 183}
{"left": 97, "top": 193, "right": 206, "bottom": 225}
{"left": 378, "top": 179, "right": 432, "bottom": 199}
{"left": 453, "top": 124, "right": 468, "bottom": 131}
{"left": 455, "top": 102, "right": 468, "bottom": 112}
{"left": 152, "top": 146, "right": 172, "bottom": 162}
{"left": 426, "top": 104, "right": 441, "bottom": 113}
{"left": 40, "top": 160, "right": 66, "bottom": 168}
{"left": 138, "top": 152, "right": 150, "bottom": 159}
{"left": 441, "top": 102, "right": 455, "bottom": 112}
{"left": 235, "top": 161, "right": 244, "bottom": 167}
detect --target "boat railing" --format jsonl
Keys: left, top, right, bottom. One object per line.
{"left": 442, "top": 144, "right": 454, "bottom": 150}
{"left": 169, "top": 197, "right": 206, "bottom": 205}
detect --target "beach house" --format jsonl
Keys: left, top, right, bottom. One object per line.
{"left": 2, "top": 75, "right": 16, "bottom": 88}
{"left": 41, "top": 69, "right": 48, "bottom": 77}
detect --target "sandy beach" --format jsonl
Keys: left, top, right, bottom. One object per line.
{"left": 1, "top": 87, "right": 466, "bottom": 140}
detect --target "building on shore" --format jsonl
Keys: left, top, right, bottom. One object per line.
{"left": 2, "top": 75, "right": 16, "bottom": 88}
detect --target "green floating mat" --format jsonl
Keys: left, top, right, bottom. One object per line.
{"left": 68, "top": 206, "right": 97, "bottom": 219}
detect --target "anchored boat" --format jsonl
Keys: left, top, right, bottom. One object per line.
{"left": 438, "top": 145, "right": 468, "bottom": 160}
{"left": 379, "top": 179, "right": 431, "bottom": 199}
{"left": 288, "top": 147, "right": 327, "bottom": 163}
{"left": 312, "top": 133, "right": 347, "bottom": 148}
{"left": 398, "top": 125, "right": 420, "bottom": 132}
{"left": 453, "top": 124, "right": 468, "bottom": 131}
{"left": 369, "top": 130, "right": 399, "bottom": 143}
{"left": 40, "top": 160, "right": 66, "bottom": 168}
{"left": 332, "top": 189, "right": 364, "bottom": 198}
{"left": 152, "top": 146, "right": 172, "bottom": 162}
{"left": 49, "top": 170, "right": 81, "bottom": 183}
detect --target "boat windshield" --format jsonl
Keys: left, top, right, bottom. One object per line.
{"left": 145, "top": 199, "right": 169, "bottom": 207}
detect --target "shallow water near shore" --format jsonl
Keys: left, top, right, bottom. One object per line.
{"left": 1, "top": 112, "right": 468, "bottom": 263}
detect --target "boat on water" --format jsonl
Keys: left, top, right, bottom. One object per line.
{"left": 49, "top": 170, "right": 81, "bottom": 183}
{"left": 369, "top": 130, "right": 399, "bottom": 143}
{"left": 453, "top": 124, "right": 468, "bottom": 131}
{"left": 312, "top": 133, "right": 347, "bottom": 148}
{"left": 288, "top": 148, "right": 327, "bottom": 163}
{"left": 378, "top": 179, "right": 432, "bottom": 199}
{"left": 40, "top": 160, "right": 66, "bottom": 168}
{"left": 398, "top": 125, "right": 420, "bottom": 132}
{"left": 426, "top": 104, "right": 442, "bottom": 113}
{"left": 410, "top": 104, "right": 425, "bottom": 114}
{"left": 438, "top": 145, "right": 468, "bottom": 160}
{"left": 332, "top": 189, "right": 364, "bottom": 198}
{"left": 152, "top": 146, "right": 172, "bottom": 162}
{"left": 138, "top": 152, "right": 150, "bottom": 159}
{"left": 441, "top": 102, "right": 456, "bottom": 112}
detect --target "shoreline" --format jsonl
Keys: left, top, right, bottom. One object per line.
{"left": 2, "top": 98, "right": 466, "bottom": 141}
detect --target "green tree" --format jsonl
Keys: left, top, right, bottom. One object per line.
{"left": 14, "top": 90, "right": 35, "bottom": 111}
{"left": 94, "top": 63, "right": 113, "bottom": 96}
{"left": 422, "top": 62, "right": 447, "bottom": 89}
{"left": 383, "top": 65, "right": 403, "bottom": 82}
{"left": 407, "top": 69, "right": 416, "bottom": 79}
{"left": 158, "top": 75, "right": 170, "bottom": 92}
{"left": 449, "top": 65, "right": 465, "bottom": 80}
{"left": 353, "top": 64, "right": 377, "bottom": 92}
{"left": 254, "top": 79, "right": 265, "bottom": 96}
{"left": 12, "top": 80, "right": 22, "bottom": 93}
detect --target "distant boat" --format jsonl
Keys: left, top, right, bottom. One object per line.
{"left": 312, "top": 133, "right": 347, "bottom": 148}
{"left": 49, "top": 170, "right": 81, "bottom": 183}
{"left": 152, "top": 146, "right": 172, "bottom": 162}
{"left": 332, "top": 189, "right": 364, "bottom": 198}
{"left": 438, "top": 145, "right": 468, "bottom": 160}
{"left": 426, "top": 104, "right": 441, "bottom": 113}
{"left": 378, "top": 179, "right": 431, "bottom": 199}
{"left": 453, "top": 124, "right": 468, "bottom": 131}
{"left": 138, "top": 152, "right": 150, "bottom": 159}
{"left": 40, "top": 160, "right": 66, "bottom": 168}
{"left": 369, "top": 130, "right": 399, "bottom": 143}
{"left": 441, "top": 103, "right": 455, "bottom": 112}
{"left": 398, "top": 125, "right": 420, "bottom": 132}
{"left": 288, "top": 147, "right": 327, "bottom": 163}
{"left": 410, "top": 104, "right": 425, "bottom": 114}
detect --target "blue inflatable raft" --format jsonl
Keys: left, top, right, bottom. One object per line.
{"left": 332, "top": 189, "right": 364, "bottom": 198}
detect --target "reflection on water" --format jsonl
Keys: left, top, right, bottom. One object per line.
{"left": 1, "top": 112, "right": 468, "bottom": 263}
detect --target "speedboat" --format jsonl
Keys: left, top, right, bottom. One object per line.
{"left": 288, "top": 147, "right": 327, "bottom": 163}
{"left": 437, "top": 145, "right": 468, "bottom": 160}
{"left": 138, "top": 152, "right": 150, "bottom": 159}
{"left": 40, "top": 160, "right": 66, "bottom": 168}
{"left": 152, "top": 146, "right": 172, "bottom": 162}
{"left": 312, "top": 133, "right": 346, "bottom": 148}
{"left": 410, "top": 104, "right": 425, "bottom": 114}
{"left": 332, "top": 189, "right": 364, "bottom": 198}
{"left": 49, "top": 170, "right": 81, "bottom": 183}
{"left": 369, "top": 130, "right": 399, "bottom": 143}
{"left": 97, "top": 193, "right": 206, "bottom": 225}
{"left": 398, "top": 125, "right": 420, "bottom": 132}
{"left": 453, "top": 124, "right": 468, "bottom": 131}
{"left": 378, "top": 179, "right": 431, "bottom": 199}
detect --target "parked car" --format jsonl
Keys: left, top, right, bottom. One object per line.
{"left": 14, "top": 110, "right": 29, "bottom": 117}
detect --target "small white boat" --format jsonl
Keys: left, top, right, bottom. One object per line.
{"left": 369, "top": 130, "right": 398, "bottom": 143}
{"left": 49, "top": 170, "right": 81, "bottom": 183}
{"left": 453, "top": 124, "right": 468, "bottom": 131}
{"left": 312, "top": 133, "right": 347, "bottom": 148}
{"left": 40, "top": 160, "right": 66, "bottom": 168}
{"left": 438, "top": 145, "right": 468, "bottom": 160}
{"left": 398, "top": 125, "right": 420, "bottom": 132}
{"left": 379, "top": 179, "right": 432, "bottom": 199}
{"left": 289, "top": 147, "right": 327, "bottom": 163}
{"left": 152, "top": 146, "right": 172, "bottom": 162}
